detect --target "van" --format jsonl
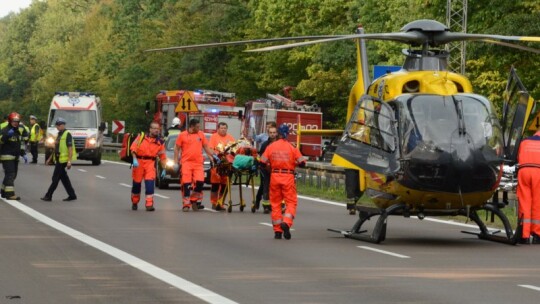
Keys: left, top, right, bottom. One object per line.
{"left": 45, "top": 92, "right": 106, "bottom": 165}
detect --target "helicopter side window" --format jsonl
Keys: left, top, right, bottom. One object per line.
{"left": 347, "top": 98, "right": 396, "bottom": 153}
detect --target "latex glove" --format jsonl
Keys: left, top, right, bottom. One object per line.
{"left": 132, "top": 157, "right": 139, "bottom": 168}
{"left": 160, "top": 169, "right": 166, "bottom": 179}
{"left": 7, "top": 128, "right": 15, "bottom": 137}
{"left": 212, "top": 154, "right": 221, "bottom": 165}
{"left": 22, "top": 155, "right": 28, "bottom": 163}
{"left": 298, "top": 161, "right": 306, "bottom": 168}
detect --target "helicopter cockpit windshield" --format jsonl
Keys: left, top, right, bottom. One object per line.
{"left": 398, "top": 94, "right": 502, "bottom": 159}
{"left": 395, "top": 94, "right": 503, "bottom": 192}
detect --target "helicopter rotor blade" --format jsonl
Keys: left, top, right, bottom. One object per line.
{"left": 435, "top": 32, "right": 540, "bottom": 45}
{"left": 480, "top": 39, "right": 540, "bottom": 54}
{"left": 244, "top": 32, "right": 425, "bottom": 52}
{"left": 144, "top": 36, "right": 342, "bottom": 52}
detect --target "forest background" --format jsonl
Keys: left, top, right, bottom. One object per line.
{"left": 0, "top": 0, "right": 538, "bottom": 132}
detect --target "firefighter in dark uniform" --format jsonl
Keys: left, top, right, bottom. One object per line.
{"left": 0, "top": 112, "right": 28, "bottom": 200}
{"left": 40, "top": 117, "right": 77, "bottom": 202}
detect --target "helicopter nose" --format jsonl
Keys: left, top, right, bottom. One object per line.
{"left": 451, "top": 138, "right": 474, "bottom": 170}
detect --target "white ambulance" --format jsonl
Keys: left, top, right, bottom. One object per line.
{"left": 45, "top": 92, "right": 106, "bottom": 165}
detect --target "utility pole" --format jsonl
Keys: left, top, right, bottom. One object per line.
{"left": 446, "top": 0, "right": 468, "bottom": 74}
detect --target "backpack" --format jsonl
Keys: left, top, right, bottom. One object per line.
{"left": 119, "top": 132, "right": 145, "bottom": 163}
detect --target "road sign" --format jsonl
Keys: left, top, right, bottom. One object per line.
{"left": 373, "top": 65, "right": 401, "bottom": 79}
{"left": 529, "top": 112, "right": 540, "bottom": 131}
{"left": 175, "top": 91, "right": 199, "bottom": 112}
{"left": 112, "top": 120, "right": 125, "bottom": 134}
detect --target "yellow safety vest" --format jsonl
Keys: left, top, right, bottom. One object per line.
{"left": 58, "top": 131, "right": 78, "bottom": 163}
{"left": 30, "top": 124, "right": 42, "bottom": 142}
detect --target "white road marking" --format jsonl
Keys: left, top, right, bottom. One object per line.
{"left": 297, "top": 194, "right": 346, "bottom": 207}
{"left": 103, "top": 160, "right": 131, "bottom": 166}
{"left": 153, "top": 193, "right": 169, "bottom": 199}
{"left": 95, "top": 175, "right": 106, "bottom": 179}
{"left": 358, "top": 246, "right": 410, "bottom": 258}
{"left": 77, "top": 169, "right": 87, "bottom": 172}
{"left": 259, "top": 222, "right": 295, "bottom": 231}
{"left": 519, "top": 285, "right": 540, "bottom": 292}
{"left": 1, "top": 198, "right": 238, "bottom": 304}
{"left": 119, "top": 183, "right": 132, "bottom": 188}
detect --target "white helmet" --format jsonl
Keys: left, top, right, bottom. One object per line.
{"left": 171, "top": 117, "right": 181, "bottom": 127}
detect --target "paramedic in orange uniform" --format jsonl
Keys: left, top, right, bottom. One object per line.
{"left": 174, "top": 119, "right": 218, "bottom": 212}
{"left": 517, "top": 128, "right": 540, "bottom": 244}
{"left": 208, "top": 122, "right": 236, "bottom": 211}
{"left": 130, "top": 121, "right": 167, "bottom": 211}
{"left": 260, "top": 124, "right": 306, "bottom": 240}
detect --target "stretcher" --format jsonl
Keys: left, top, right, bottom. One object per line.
{"left": 214, "top": 140, "right": 257, "bottom": 213}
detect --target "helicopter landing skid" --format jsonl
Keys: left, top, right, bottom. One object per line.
{"left": 460, "top": 203, "right": 522, "bottom": 245}
{"left": 328, "top": 203, "right": 407, "bottom": 244}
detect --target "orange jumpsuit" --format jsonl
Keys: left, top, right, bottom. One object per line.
{"left": 130, "top": 135, "right": 166, "bottom": 208}
{"left": 208, "top": 132, "right": 235, "bottom": 205}
{"left": 175, "top": 131, "right": 208, "bottom": 207}
{"left": 517, "top": 130, "right": 540, "bottom": 239}
{"left": 260, "top": 139, "right": 306, "bottom": 233}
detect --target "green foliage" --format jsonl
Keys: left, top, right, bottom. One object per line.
{"left": 0, "top": 0, "right": 538, "bottom": 133}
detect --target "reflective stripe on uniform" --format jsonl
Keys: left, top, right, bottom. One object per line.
{"left": 0, "top": 155, "right": 16, "bottom": 161}
{"left": 272, "top": 219, "right": 283, "bottom": 225}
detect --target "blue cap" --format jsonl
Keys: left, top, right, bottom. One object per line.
{"left": 55, "top": 117, "right": 66, "bottom": 125}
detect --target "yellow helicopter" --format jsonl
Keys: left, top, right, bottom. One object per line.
{"left": 146, "top": 19, "right": 539, "bottom": 244}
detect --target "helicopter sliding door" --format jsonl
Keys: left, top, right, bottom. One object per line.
{"left": 335, "top": 95, "right": 399, "bottom": 174}
{"left": 502, "top": 67, "right": 536, "bottom": 163}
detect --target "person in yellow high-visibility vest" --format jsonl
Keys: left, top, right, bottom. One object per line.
{"left": 41, "top": 117, "right": 77, "bottom": 202}
{"left": 28, "top": 115, "right": 42, "bottom": 164}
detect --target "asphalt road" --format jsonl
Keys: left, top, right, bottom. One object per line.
{"left": 1, "top": 157, "right": 539, "bottom": 304}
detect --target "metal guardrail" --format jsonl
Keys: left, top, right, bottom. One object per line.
{"left": 102, "top": 143, "right": 346, "bottom": 189}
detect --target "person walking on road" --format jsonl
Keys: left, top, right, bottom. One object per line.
{"left": 0, "top": 112, "right": 28, "bottom": 200}
{"left": 28, "top": 115, "right": 42, "bottom": 164}
{"left": 174, "top": 119, "right": 218, "bottom": 212}
{"left": 260, "top": 124, "right": 306, "bottom": 240}
{"left": 40, "top": 118, "right": 77, "bottom": 202}
{"left": 129, "top": 121, "right": 167, "bottom": 211}
{"left": 208, "top": 122, "right": 235, "bottom": 211}
{"left": 255, "top": 125, "right": 278, "bottom": 213}
{"left": 517, "top": 128, "right": 540, "bottom": 244}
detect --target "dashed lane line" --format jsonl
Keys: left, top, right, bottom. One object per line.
{"left": 153, "top": 193, "right": 169, "bottom": 199}
{"left": 119, "top": 183, "right": 132, "bottom": 188}
{"left": 518, "top": 285, "right": 540, "bottom": 292}
{"left": 1, "top": 198, "right": 238, "bottom": 304}
{"left": 77, "top": 169, "right": 87, "bottom": 172}
{"left": 95, "top": 175, "right": 106, "bottom": 179}
{"left": 358, "top": 246, "right": 410, "bottom": 259}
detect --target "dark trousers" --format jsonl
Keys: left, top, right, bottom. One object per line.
{"left": 29, "top": 142, "right": 39, "bottom": 163}
{"left": 255, "top": 169, "right": 270, "bottom": 204}
{"left": 1, "top": 160, "right": 18, "bottom": 196}
{"left": 45, "top": 162, "right": 76, "bottom": 198}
